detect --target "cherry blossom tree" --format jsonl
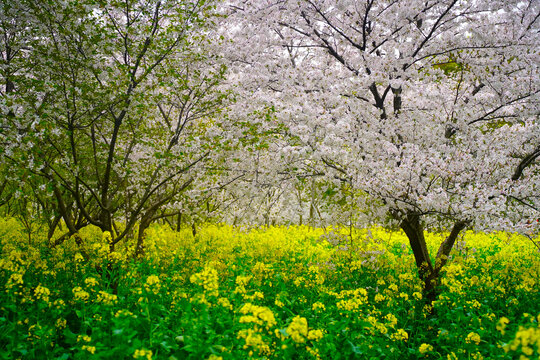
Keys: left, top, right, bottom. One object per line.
{"left": 225, "top": 0, "right": 540, "bottom": 299}
{"left": 0, "top": 0, "right": 235, "bottom": 254}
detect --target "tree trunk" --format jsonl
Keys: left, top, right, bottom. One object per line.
{"left": 176, "top": 212, "right": 182, "bottom": 232}
{"left": 191, "top": 222, "right": 197, "bottom": 238}
{"left": 400, "top": 214, "right": 437, "bottom": 303}
{"left": 135, "top": 216, "right": 152, "bottom": 258}
{"left": 400, "top": 213, "right": 468, "bottom": 306}
{"left": 47, "top": 215, "right": 62, "bottom": 241}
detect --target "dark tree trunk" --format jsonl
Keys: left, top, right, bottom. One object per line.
{"left": 135, "top": 216, "right": 152, "bottom": 258}
{"left": 191, "top": 223, "right": 197, "bottom": 238}
{"left": 47, "top": 215, "right": 62, "bottom": 241}
{"left": 400, "top": 214, "right": 437, "bottom": 303}
{"left": 176, "top": 212, "right": 182, "bottom": 232}
{"left": 400, "top": 213, "right": 468, "bottom": 306}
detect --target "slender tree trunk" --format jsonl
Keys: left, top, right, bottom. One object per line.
{"left": 135, "top": 216, "right": 152, "bottom": 258}
{"left": 191, "top": 222, "right": 197, "bottom": 238}
{"left": 47, "top": 215, "right": 62, "bottom": 241}
{"left": 176, "top": 212, "right": 182, "bottom": 232}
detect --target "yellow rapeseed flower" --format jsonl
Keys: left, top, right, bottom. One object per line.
{"left": 391, "top": 329, "right": 408, "bottom": 342}
{"left": 237, "top": 328, "right": 271, "bottom": 355}
{"left": 77, "top": 335, "right": 91, "bottom": 342}
{"left": 207, "top": 355, "right": 223, "bottom": 360}
{"left": 505, "top": 324, "right": 540, "bottom": 356}
{"left": 33, "top": 284, "right": 51, "bottom": 302}
{"left": 466, "top": 332, "right": 481, "bottom": 345}
{"left": 82, "top": 345, "right": 96, "bottom": 354}
{"left": 144, "top": 275, "right": 161, "bottom": 295}
{"left": 84, "top": 277, "right": 98, "bottom": 287}
{"left": 6, "top": 273, "right": 24, "bottom": 289}
{"left": 133, "top": 349, "right": 153, "bottom": 360}
{"left": 239, "top": 303, "right": 276, "bottom": 329}
{"left": 312, "top": 301, "right": 326, "bottom": 311}
{"left": 55, "top": 318, "right": 67, "bottom": 329}
{"left": 385, "top": 313, "right": 398, "bottom": 328}
{"left": 96, "top": 290, "right": 118, "bottom": 305}
{"left": 102, "top": 231, "right": 112, "bottom": 243}
{"left": 287, "top": 316, "right": 308, "bottom": 343}
{"left": 190, "top": 266, "right": 219, "bottom": 297}
{"left": 217, "top": 297, "right": 233, "bottom": 310}
{"left": 72, "top": 286, "right": 90, "bottom": 302}
{"left": 497, "top": 317, "right": 510, "bottom": 335}
{"left": 307, "top": 329, "right": 324, "bottom": 341}
{"left": 419, "top": 343, "right": 433, "bottom": 354}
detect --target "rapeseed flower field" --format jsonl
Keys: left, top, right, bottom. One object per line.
{"left": 0, "top": 217, "right": 538, "bottom": 359}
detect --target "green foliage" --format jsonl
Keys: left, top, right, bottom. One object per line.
{"left": 432, "top": 61, "right": 466, "bottom": 76}
{"left": 0, "top": 0, "right": 233, "bottom": 246}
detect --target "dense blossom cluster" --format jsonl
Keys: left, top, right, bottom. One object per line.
{"left": 223, "top": 0, "right": 540, "bottom": 236}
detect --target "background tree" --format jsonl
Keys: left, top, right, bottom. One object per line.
{"left": 1, "top": 0, "right": 234, "bottom": 254}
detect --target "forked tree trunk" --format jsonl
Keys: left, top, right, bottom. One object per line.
{"left": 400, "top": 213, "right": 467, "bottom": 305}
{"left": 135, "top": 215, "right": 153, "bottom": 258}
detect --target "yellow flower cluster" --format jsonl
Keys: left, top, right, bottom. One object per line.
{"left": 55, "top": 318, "right": 67, "bottom": 329}
{"left": 504, "top": 315, "right": 540, "bottom": 359}
{"left": 307, "top": 329, "right": 324, "bottom": 341}
{"left": 144, "top": 275, "right": 161, "bottom": 295}
{"left": 286, "top": 316, "right": 309, "bottom": 343}
{"left": 96, "top": 290, "right": 117, "bottom": 305}
{"left": 190, "top": 266, "right": 219, "bottom": 297}
{"left": 284, "top": 315, "right": 324, "bottom": 344}
{"left": 307, "top": 265, "right": 325, "bottom": 286}
{"left": 6, "top": 273, "right": 24, "bottom": 290}
{"left": 236, "top": 302, "right": 276, "bottom": 356}
{"left": 133, "top": 348, "right": 153, "bottom": 360}
{"left": 33, "top": 284, "right": 51, "bottom": 303}
{"left": 391, "top": 328, "right": 408, "bottom": 342}
{"left": 207, "top": 355, "right": 223, "bottom": 360}
{"left": 419, "top": 343, "right": 433, "bottom": 354}
{"left": 252, "top": 261, "right": 272, "bottom": 281}
{"left": 334, "top": 288, "right": 368, "bottom": 314}
{"left": 81, "top": 345, "right": 96, "bottom": 354}
{"left": 217, "top": 297, "right": 233, "bottom": 310}
{"left": 466, "top": 332, "right": 481, "bottom": 345}
{"left": 234, "top": 275, "right": 251, "bottom": 295}
{"left": 237, "top": 328, "right": 271, "bottom": 356}
{"left": 367, "top": 315, "right": 388, "bottom": 335}
{"left": 385, "top": 313, "right": 398, "bottom": 328}
{"left": 77, "top": 335, "right": 91, "bottom": 342}
{"left": 239, "top": 303, "right": 276, "bottom": 329}
{"left": 72, "top": 286, "right": 90, "bottom": 302}
{"left": 84, "top": 277, "right": 98, "bottom": 287}
{"left": 102, "top": 231, "right": 112, "bottom": 243}
{"left": 497, "top": 316, "right": 510, "bottom": 335}
{"left": 115, "top": 309, "right": 135, "bottom": 318}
